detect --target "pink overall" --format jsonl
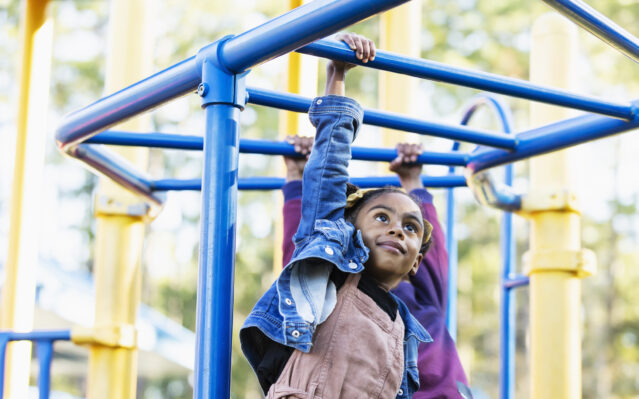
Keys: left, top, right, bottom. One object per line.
{"left": 267, "top": 273, "right": 405, "bottom": 399}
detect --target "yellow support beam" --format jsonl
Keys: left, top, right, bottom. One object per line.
{"left": 86, "top": 0, "right": 152, "bottom": 397}
{"left": 1, "top": 1, "right": 52, "bottom": 397}
{"left": 378, "top": 1, "right": 421, "bottom": 156}
{"left": 525, "top": 13, "right": 595, "bottom": 399}
{"left": 273, "top": 0, "right": 318, "bottom": 276}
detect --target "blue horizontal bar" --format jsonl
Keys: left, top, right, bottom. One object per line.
{"left": 87, "top": 131, "right": 470, "bottom": 166}
{"left": 0, "top": 330, "right": 71, "bottom": 342}
{"left": 153, "top": 175, "right": 467, "bottom": 191}
{"left": 247, "top": 88, "right": 517, "bottom": 149}
{"left": 298, "top": 39, "right": 635, "bottom": 120}
{"left": 220, "top": 0, "right": 408, "bottom": 72}
{"left": 468, "top": 98, "right": 639, "bottom": 172}
{"left": 56, "top": 57, "right": 200, "bottom": 150}
{"left": 543, "top": 0, "right": 639, "bottom": 64}
{"left": 504, "top": 275, "right": 530, "bottom": 289}
{"left": 69, "top": 144, "right": 163, "bottom": 206}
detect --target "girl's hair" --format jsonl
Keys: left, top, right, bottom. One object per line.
{"left": 344, "top": 183, "right": 433, "bottom": 255}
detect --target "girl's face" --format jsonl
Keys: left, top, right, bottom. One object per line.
{"left": 353, "top": 192, "right": 424, "bottom": 291}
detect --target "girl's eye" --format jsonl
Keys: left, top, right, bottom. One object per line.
{"left": 375, "top": 214, "right": 388, "bottom": 223}
{"left": 404, "top": 223, "right": 417, "bottom": 233}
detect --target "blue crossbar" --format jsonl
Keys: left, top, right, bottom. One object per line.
{"left": 468, "top": 98, "right": 639, "bottom": 172}
{"left": 152, "top": 175, "right": 468, "bottom": 191}
{"left": 87, "top": 132, "right": 470, "bottom": 166}
{"left": 299, "top": 39, "right": 635, "bottom": 120}
{"left": 247, "top": 87, "right": 518, "bottom": 149}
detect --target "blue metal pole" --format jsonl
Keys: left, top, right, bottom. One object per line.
{"left": 0, "top": 335, "right": 9, "bottom": 399}
{"left": 444, "top": 141, "right": 460, "bottom": 341}
{"left": 457, "top": 94, "right": 518, "bottom": 399}
{"left": 298, "top": 39, "right": 635, "bottom": 120}
{"left": 7, "top": 330, "right": 70, "bottom": 341}
{"left": 219, "top": 0, "right": 409, "bottom": 72}
{"left": 87, "top": 132, "right": 470, "bottom": 166}
{"left": 500, "top": 162, "right": 516, "bottom": 399}
{"left": 444, "top": 174, "right": 458, "bottom": 341}
{"left": 193, "top": 56, "right": 245, "bottom": 397}
{"left": 247, "top": 88, "right": 517, "bottom": 149}
{"left": 152, "top": 175, "right": 468, "bottom": 192}
{"left": 69, "top": 144, "right": 162, "bottom": 206}
{"left": 55, "top": 57, "right": 200, "bottom": 150}
{"left": 468, "top": 98, "right": 639, "bottom": 172}
{"left": 36, "top": 341, "right": 53, "bottom": 399}
{"left": 504, "top": 276, "right": 529, "bottom": 289}
{"left": 542, "top": 0, "right": 639, "bottom": 64}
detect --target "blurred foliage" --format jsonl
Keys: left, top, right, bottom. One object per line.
{"left": 2, "top": 0, "right": 639, "bottom": 398}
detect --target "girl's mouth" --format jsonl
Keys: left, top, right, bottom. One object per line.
{"left": 377, "top": 241, "right": 405, "bottom": 254}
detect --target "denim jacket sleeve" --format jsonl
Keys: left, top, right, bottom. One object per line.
{"left": 280, "top": 96, "right": 368, "bottom": 343}
{"left": 292, "top": 95, "right": 363, "bottom": 244}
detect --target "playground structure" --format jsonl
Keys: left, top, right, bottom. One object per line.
{"left": 3, "top": 0, "right": 639, "bottom": 398}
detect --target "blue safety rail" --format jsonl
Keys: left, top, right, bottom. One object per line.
{"left": 51, "top": 1, "right": 639, "bottom": 398}
{"left": 0, "top": 330, "right": 71, "bottom": 399}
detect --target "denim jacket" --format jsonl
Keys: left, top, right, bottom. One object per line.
{"left": 240, "top": 96, "right": 432, "bottom": 398}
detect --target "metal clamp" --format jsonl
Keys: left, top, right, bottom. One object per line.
{"left": 94, "top": 193, "right": 151, "bottom": 218}
{"left": 520, "top": 189, "right": 580, "bottom": 213}
{"left": 70, "top": 325, "right": 137, "bottom": 349}
{"left": 523, "top": 248, "right": 596, "bottom": 278}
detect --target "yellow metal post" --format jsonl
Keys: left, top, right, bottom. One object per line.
{"left": 525, "top": 13, "right": 595, "bottom": 399}
{"left": 1, "top": 1, "right": 52, "bottom": 397}
{"left": 273, "top": 0, "right": 318, "bottom": 276}
{"left": 378, "top": 2, "right": 421, "bottom": 155}
{"left": 81, "top": 0, "right": 152, "bottom": 397}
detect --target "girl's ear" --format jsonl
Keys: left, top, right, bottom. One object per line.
{"left": 410, "top": 253, "right": 423, "bottom": 276}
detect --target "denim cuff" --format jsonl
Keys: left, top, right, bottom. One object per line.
{"left": 308, "top": 95, "right": 364, "bottom": 127}
{"left": 409, "top": 188, "right": 433, "bottom": 204}
{"left": 282, "top": 180, "right": 303, "bottom": 201}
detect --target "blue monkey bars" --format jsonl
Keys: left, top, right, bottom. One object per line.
{"left": 37, "top": 0, "right": 639, "bottom": 399}
{"left": 0, "top": 330, "right": 71, "bottom": 399}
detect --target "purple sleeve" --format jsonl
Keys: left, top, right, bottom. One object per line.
{"left": 403, "top": 188, "right": 449, "bottom": 313}
{"left": 282, "top": 180, "right": 302, "bottom": 267}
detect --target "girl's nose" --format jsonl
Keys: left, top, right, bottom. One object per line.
{"left": 388, "top": 226, "right": 403, "bottom": 238}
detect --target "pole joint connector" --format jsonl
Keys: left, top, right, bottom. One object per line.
{"left": 70, "top": 324, "right": 137, "bottom": 349}
{"left": 523, "top": 248, "right": 596, "bottom": 278}
{"left": 520, "top": 188, "right": 581, "bottom": 214}
{"left": 196, "top": 36, "right": 248, "bottom": 110}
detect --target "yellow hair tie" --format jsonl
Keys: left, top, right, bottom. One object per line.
{"left": 423, "top": 220, "right": 433, "bottom": 244}
{"left": 345, "top": 188, "right": 376, "bottom": 209}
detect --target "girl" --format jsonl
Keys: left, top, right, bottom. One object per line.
{"left": 282, "top": 139, "right": 473, "bottom": 399}
{"left": 241, "top": 33, "right": 434, "bottom": 399}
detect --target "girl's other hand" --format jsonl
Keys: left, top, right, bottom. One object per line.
{"left": 389, "top": 142, "right": 424, "bottom": 192}
{"left": 284, "top": 135, "right": 314, "bottom": 182}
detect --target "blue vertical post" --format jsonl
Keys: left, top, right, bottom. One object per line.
{"left": 193, "top": 39, "right": 247, "bottom": 399}
{"left": 445, "top": 142, "right": 461, "bottom": 340}
{"left": 0, "top": 335, "right": 9, "bottom": 399}
{"left": 500, "top": 164, "right": 516, "bottom": 399}
{"left": 36, "top": 341, "right": 53, "bottom": 399}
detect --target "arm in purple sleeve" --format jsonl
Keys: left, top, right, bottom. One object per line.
{"left": 410, "top": 188, "right": 449, "bottom": 313}
{"left": 282, "top": 180, "right": 302, "bottom": 267}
